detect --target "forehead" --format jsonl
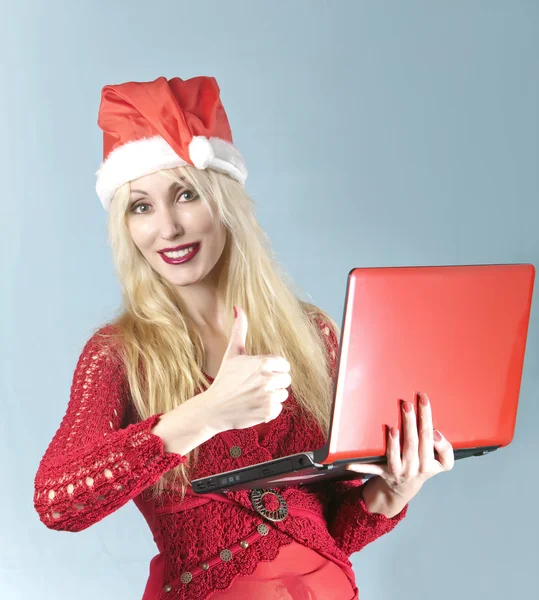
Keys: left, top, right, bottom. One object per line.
{"left": 129, "top": 171, "right": 186, "bottom": 195}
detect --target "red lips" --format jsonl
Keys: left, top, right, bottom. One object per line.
{"left": 159, "top": 242, "right": 201, "bottom": 265}
{"left": 158, "top": 241, "right": 201, "bottom": 253}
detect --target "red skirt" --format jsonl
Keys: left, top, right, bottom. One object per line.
{"left": 208, "top": 540, "right": 358, "bottom": 600}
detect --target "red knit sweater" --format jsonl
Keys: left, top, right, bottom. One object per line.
{"left": 34, "top": 316, "right": 407, "bottom": 599}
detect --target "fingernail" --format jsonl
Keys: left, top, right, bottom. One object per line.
{"left": 390, "top": 426, "right": 399, "bottom": 438}
{"left": 419, "top": 393, "right": 428, "bottom": 407}
{"left": 402, "top": 401, "right": 413, "bottom": 413}
{"left": 233, "top": 306, "right": 238, "bottom": 318}
{"left": 433, "top": 430, "right": 442, "bottom": 442}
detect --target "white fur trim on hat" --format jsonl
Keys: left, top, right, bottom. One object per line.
{"left": 189, "top": 136, "right": 215, "bottom": 168}
{"left": 95, "top": 135, "right": 248, "bottom": 211}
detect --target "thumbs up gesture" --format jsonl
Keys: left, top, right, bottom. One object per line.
{"left": 204, "top": 306, "right": 292, "bottom": 433}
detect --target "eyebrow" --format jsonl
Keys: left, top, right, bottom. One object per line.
{"left": 130, "top": 180, "right": 186, "bottom": 197}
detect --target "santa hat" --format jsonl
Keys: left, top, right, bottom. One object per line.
{"left": 95, "top": 76, "right": 248, "bottom": 211}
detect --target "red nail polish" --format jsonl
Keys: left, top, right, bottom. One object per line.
{"left": 402, "top": 401, "right": 413, "bottom": 413}
{"left": 433, "top": 430, "right": 442, "bottom": 442}
{"left": 233, "top": 306, "right": 238, "bottom": 318}
{"left": 419, "top": 393, "right": 428, "bottom": 407}
{"left": 390, "top": 426, "right": 398, "bottom": 438}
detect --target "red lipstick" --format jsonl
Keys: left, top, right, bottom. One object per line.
{"left": 159, "top": 242, "right": 201, "bottom": 265}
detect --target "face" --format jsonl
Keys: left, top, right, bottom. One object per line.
{"left": 125, "top": 170, "right": 227, "bottom": 289}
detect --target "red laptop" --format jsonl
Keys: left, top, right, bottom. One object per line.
{"left": 192, "top": 264, "right": 535, "bottom": 494}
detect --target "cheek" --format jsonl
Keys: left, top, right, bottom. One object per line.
{"left": 130, "top": 215, "right": 155, "bottom": 236}
{"left": 207, "top": 222, "right": 227, "bottom": 248}
{"left": 189, "top": 210, "right": 215, "bottom": 234}
{"left": 127, "top": 221, "right": 153, "bottom": 253}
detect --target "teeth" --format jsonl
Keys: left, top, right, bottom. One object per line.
{"left": 164, "top": 245, "right": 195, "bottom": 259}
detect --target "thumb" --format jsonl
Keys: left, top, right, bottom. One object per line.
{"left": 345, "top": 463, "right": 385, "bottom": 476}
{"left": 223, "top": 306, "right": 248, "bottom": 359}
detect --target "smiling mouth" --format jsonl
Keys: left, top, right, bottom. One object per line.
{"left": 159, "top": 242, "right": 201, "bottom": 264}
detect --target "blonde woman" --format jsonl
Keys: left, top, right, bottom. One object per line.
{"left": 33, "top": 76, "right": 454, "bottom": 600}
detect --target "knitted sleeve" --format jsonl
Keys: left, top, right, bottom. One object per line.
{"left": 313, "top": 314, "right": 408, "bottom": 556}
{"left": 323, "top": 477, "right": 407, "bottom": 556}
{"left": 33, "top": 327, "right": 186, "bottom": 532}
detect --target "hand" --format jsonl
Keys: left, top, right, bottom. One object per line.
{"left": 203, "top": 306, "right": 292, "bottom": 433}
{"left": 346, "top": 392, "right": 455, "bottom": 502}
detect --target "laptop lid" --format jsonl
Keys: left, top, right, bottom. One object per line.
{"left": 314, "top": 263, "right": 535, "bottom": 465}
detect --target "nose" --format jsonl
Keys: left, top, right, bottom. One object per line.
{"left": 157, "top": 204, "right": 184, "bottom": 240}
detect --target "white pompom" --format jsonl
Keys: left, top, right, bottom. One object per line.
{"left": 189, "top": 136, "right": 215, "bottom": 169}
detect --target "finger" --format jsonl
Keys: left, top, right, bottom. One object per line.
{"left": 418, "top": 392, "right": 435, "bottom": 469}
{"left": 266, "top": 372, "right": 292, "bottom": 392}
{"left": 269, "top": 388, "right": 290, "bottom": 404}
{"left": 386, "top": 426, "right": 402, "bottom": 474}
{"left": 346, "top": 462, "right": 386, "bottom": 477}
{"left": 264, "top": 399, "right": 284, "bottom": 422}
{"left": 261, "top": 355, "right": 291, "bottom": 374}
{"left": 401, "top": 400, "right": 419, "bottom": 471}
{"left": 433, "top": 431, "right": 455, "bottom": 471}
{"left": 223, "top": 306, "right": 247, "bottom": 359}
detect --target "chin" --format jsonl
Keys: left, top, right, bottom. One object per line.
{"left": 160, "top": 272, "right": 198, "bottom": 286}
{"left": 164, "top": 269, "right": 210, "bottom": 287}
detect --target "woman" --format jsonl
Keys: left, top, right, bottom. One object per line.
{"left": 33, "top": 75, "right": 454, "bottom": 599}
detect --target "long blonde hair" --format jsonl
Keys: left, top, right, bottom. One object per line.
{"left": 96, "top": 166, "right": 340, "bottom": 500}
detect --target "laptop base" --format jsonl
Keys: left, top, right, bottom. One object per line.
{"left": 191, "top": 446, "right": 499, "bottom": 494}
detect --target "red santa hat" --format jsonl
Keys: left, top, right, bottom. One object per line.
{"left": 95, "top": 75, "right": 248, "bottom": 211}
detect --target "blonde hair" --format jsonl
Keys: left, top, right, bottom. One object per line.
{"left": 96, "top": 166, "right": 339, "bottom": 500}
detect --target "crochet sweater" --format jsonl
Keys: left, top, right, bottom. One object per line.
{"left": 34, "top": 316, "right": 407, "bottom": 599}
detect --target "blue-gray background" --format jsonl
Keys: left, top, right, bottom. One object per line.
{"left": 3, "top": 1, "right": 537, "bottom": 598}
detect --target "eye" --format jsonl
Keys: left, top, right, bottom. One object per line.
{"left": 129, "top": 189, "right": 197, "bottom": 214}
{"left": 179, "top": 189, "right": 197, "bottom": 202}
{"left": 131, "top": 202, "right": 150, "bottom": 214}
